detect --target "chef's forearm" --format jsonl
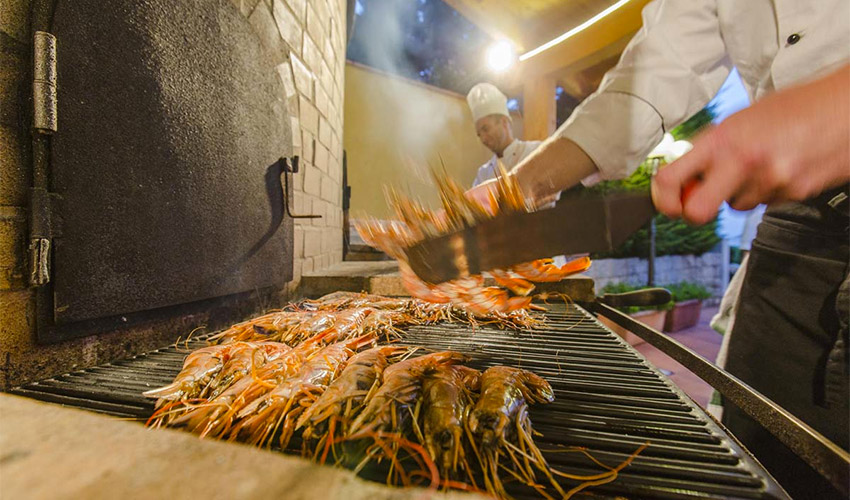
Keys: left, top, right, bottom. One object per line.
{"left": 512, "top": 136, "right": 598, "bottom": 202}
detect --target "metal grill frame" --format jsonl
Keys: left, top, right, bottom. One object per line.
{"left": 11, "top": 304, "right": 797, "bottom": 499}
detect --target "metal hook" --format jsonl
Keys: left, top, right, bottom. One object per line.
{"left": 280, "top": 157, "right": 322, "bottom": 219}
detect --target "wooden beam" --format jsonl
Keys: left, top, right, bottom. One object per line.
{"left": 522, "top": 77, "right": 556, "bottom": 140}
{"left": 518, "top": 0, "right": 650, "bottom": 81}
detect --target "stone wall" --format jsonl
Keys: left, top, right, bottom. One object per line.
{"left": 0, "top": 0, "right": 347, "bottom": 388}
{"left": 585, "top": 251, "right": 725, "bottom": 298}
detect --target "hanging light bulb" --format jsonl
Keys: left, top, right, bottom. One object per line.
{"left": 486, "top": 40, "right": 516, "bottom": 72}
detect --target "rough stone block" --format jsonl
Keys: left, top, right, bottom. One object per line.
{"left": 320, "top": 174, "right": 337, "bottom": 203}
{"left": 276, "top": 61, "right": 297, "bottom": 99}
{"left": 314, "top": 144, "right": 329, "bottom": 173}
{"left": 302, "top": 34, "right": 323, "bottom": 74}
{"left": 291, "top": 259, "right": 302, "bottom": 281}
{"left": 294, "top": 226, "right": 304, "bottom": 259}
{"left": 306, "top": 6, "right": 326, "bottom": 47}
{"left": 0, "top": 208, "right": 26, "bottom": 290}
{"left": 318, "top": 117, "right": 332, "bottom": 148}
{"left": 0, "top": 0, "right": 30, "bottom": 43}
{"left": 293, "top": 190, "right": 306, "bottom": 216}
{"left": 299, "top": 96, "right": 319, "bottom": 134}
{"left": 311, "top": 198, "right": 325, "bottom": 226}
{"left": 303, "top": 166, "right": 322, "bottom": 196}
{"left": 302, "top": 131, "right": 315, "bottom": 164}
{"left": 0, "top": 288, "right": 33, "bottom": 354}
{"left": 319, "top": 60, "right": 334, "bottom": 93}
{"left": 290, "top": 116, "right": 302, "bottom": 150}
{"left": 314, "top": 0, "right": 331, "bottom": 31}
{"left": 328, "top": 155, "right": 341, "bottom": 182}
{"left": 0, "top": 126, "right": 29, "bottom": 207}
{"left": 273, "top": 0, "right": 303, "bottom": 53}
{"left": 290, "top": 54, "right": 314, "bottom": 100}
{"left": 285, "top": 0, "right": 307, "bottom": 21}
{"left": 232, "top": 0, "right": 262, "bottom": 17}
{"left": 303, "top": 228, "right": 322, "bottom": 257}
{"left": 249, "top": 3, "right": 287, "bottom": 58}
{"left": 301, "top": 255, "right": 315, "bottom": 274}
{"left": 324, "top": 37, "right": 335, "bottom": 68}
{"left": 315, "top": 85, "right": 330, "bottom": 118}
{"left": 321, "top": 227, "right": 335, "bottom": 253}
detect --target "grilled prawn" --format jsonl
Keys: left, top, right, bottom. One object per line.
{"left": 348, "top": 351, "right": 469, "bottom": 436}
{"left": 169, "top": 333, "right": 328, "bottom": 438}
{"left": 420, "top": 365, "right": 480, "bottom": 476}
{"left": 466, "top": 366, "right": 555, "bottom": 498}
{"left": 297, "top": 345, "right": 409, "bottom": 448}
{"left": 230, "top": 334, "right": 377, "bottom": 449}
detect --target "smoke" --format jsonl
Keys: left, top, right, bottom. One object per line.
{"left": 349, "top": 0, "right": 467, "bottom": 189}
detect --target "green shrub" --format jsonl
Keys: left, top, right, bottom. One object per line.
{"left": 663, "top": 282, "right": 712, "bottom": 302}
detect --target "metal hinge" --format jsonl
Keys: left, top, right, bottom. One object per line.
{"left": 29, "top": 238, "right": 50, "bottom": 286}
{"left": 28, "top": 187, "right": 62, "bottom": 286}
{"left": 33, "top": 30, "right": 57, "bottom": 133}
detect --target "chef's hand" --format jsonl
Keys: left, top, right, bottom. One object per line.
{"left": 653, "top": 64, "right": 850, "bottom": 225}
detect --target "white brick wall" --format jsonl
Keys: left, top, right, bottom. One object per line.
{"left": 236, "top": 0, "right": 347, "bottom": 280}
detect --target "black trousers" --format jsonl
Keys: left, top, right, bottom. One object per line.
{"left": 723, "top": 186, "right": 849, "bottom": 500}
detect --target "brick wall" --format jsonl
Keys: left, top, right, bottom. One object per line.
{"left": 0, "top": 0, "right": 346, "bottom": 388}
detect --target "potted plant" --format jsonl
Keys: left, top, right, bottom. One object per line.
{"left": 597, "top": 282, "right": 672, "bottom": 346}
{"left": 662, "top": 282, "right": 712, "bottom": 332}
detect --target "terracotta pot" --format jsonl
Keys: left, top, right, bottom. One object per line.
{"left": 663, "top": 299, "right": 703, "bottom": 332}
{"left": 599, "top": 309, "right": 667, "bottom": 346}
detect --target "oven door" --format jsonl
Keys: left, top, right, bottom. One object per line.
{"left": 41, "top": 0, "right": 294, "bottom": 338}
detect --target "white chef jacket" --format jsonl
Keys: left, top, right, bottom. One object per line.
{"left": 472, "top": 139, "right": 541, "bottom": 187}
{"left": 558, "top": 0, "right": 850, "bottom": 181}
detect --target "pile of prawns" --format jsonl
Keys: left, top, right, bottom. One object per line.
{"left": 354, "top": 166, "right": 592, "bottom": 315}
{"left": 145, "top": 292, "right": 647, "bottom": 499}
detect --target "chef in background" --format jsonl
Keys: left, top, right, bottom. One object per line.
{"left": 466, "top": 83, "right": 541, "bottom": 187}
{"left": 467, "top": 1, "right": 849, "bottom": 498}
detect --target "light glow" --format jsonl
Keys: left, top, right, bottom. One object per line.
{"left": 486, "top": 40, "right": 516, "bottom": 72}
{"left": 519, "top": 0, "right": 633, "bottom": 61}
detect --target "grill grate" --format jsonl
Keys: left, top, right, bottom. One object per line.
{"left": 11, "top": 305, "right": 787, "bottom": 499}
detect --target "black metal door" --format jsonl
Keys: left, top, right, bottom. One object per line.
{"left": 50, "top": 0, "right": 294, "bottom": 324}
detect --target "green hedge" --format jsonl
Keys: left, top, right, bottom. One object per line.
{"left": 665, "top": 281, "right": 712, "bottom": 302}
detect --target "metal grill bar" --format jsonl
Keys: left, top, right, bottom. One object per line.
{"left": 10, "top": 306, "right": 787, "bottom": 499}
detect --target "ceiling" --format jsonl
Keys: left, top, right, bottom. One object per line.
{"left": 444, "top": 0, "right": 652, "bottom": 99}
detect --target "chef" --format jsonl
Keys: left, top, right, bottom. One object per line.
{"left": 466, "top": 83, "right": 541, "bottom": 187}
{"left": 467, "top": 1, "right": 849, "bottom": 497}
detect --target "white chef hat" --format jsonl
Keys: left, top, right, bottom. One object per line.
{"left": 466, "top": 83, "right": 509, "bottom": 122}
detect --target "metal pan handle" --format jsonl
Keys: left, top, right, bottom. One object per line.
{"left": 592, "top": 302, "right": 850, "bottom": 495}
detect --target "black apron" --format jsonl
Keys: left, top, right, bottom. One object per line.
{"left": 723, "top": 185, "right": 850, "bottom": 500}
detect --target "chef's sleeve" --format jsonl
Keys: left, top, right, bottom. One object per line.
{"left": 557, "top": 0, "right": 733, "bottom": 180}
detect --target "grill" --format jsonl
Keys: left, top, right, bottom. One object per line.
{"left": 11, "top": 304, "right": 788, "bottom": 499}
